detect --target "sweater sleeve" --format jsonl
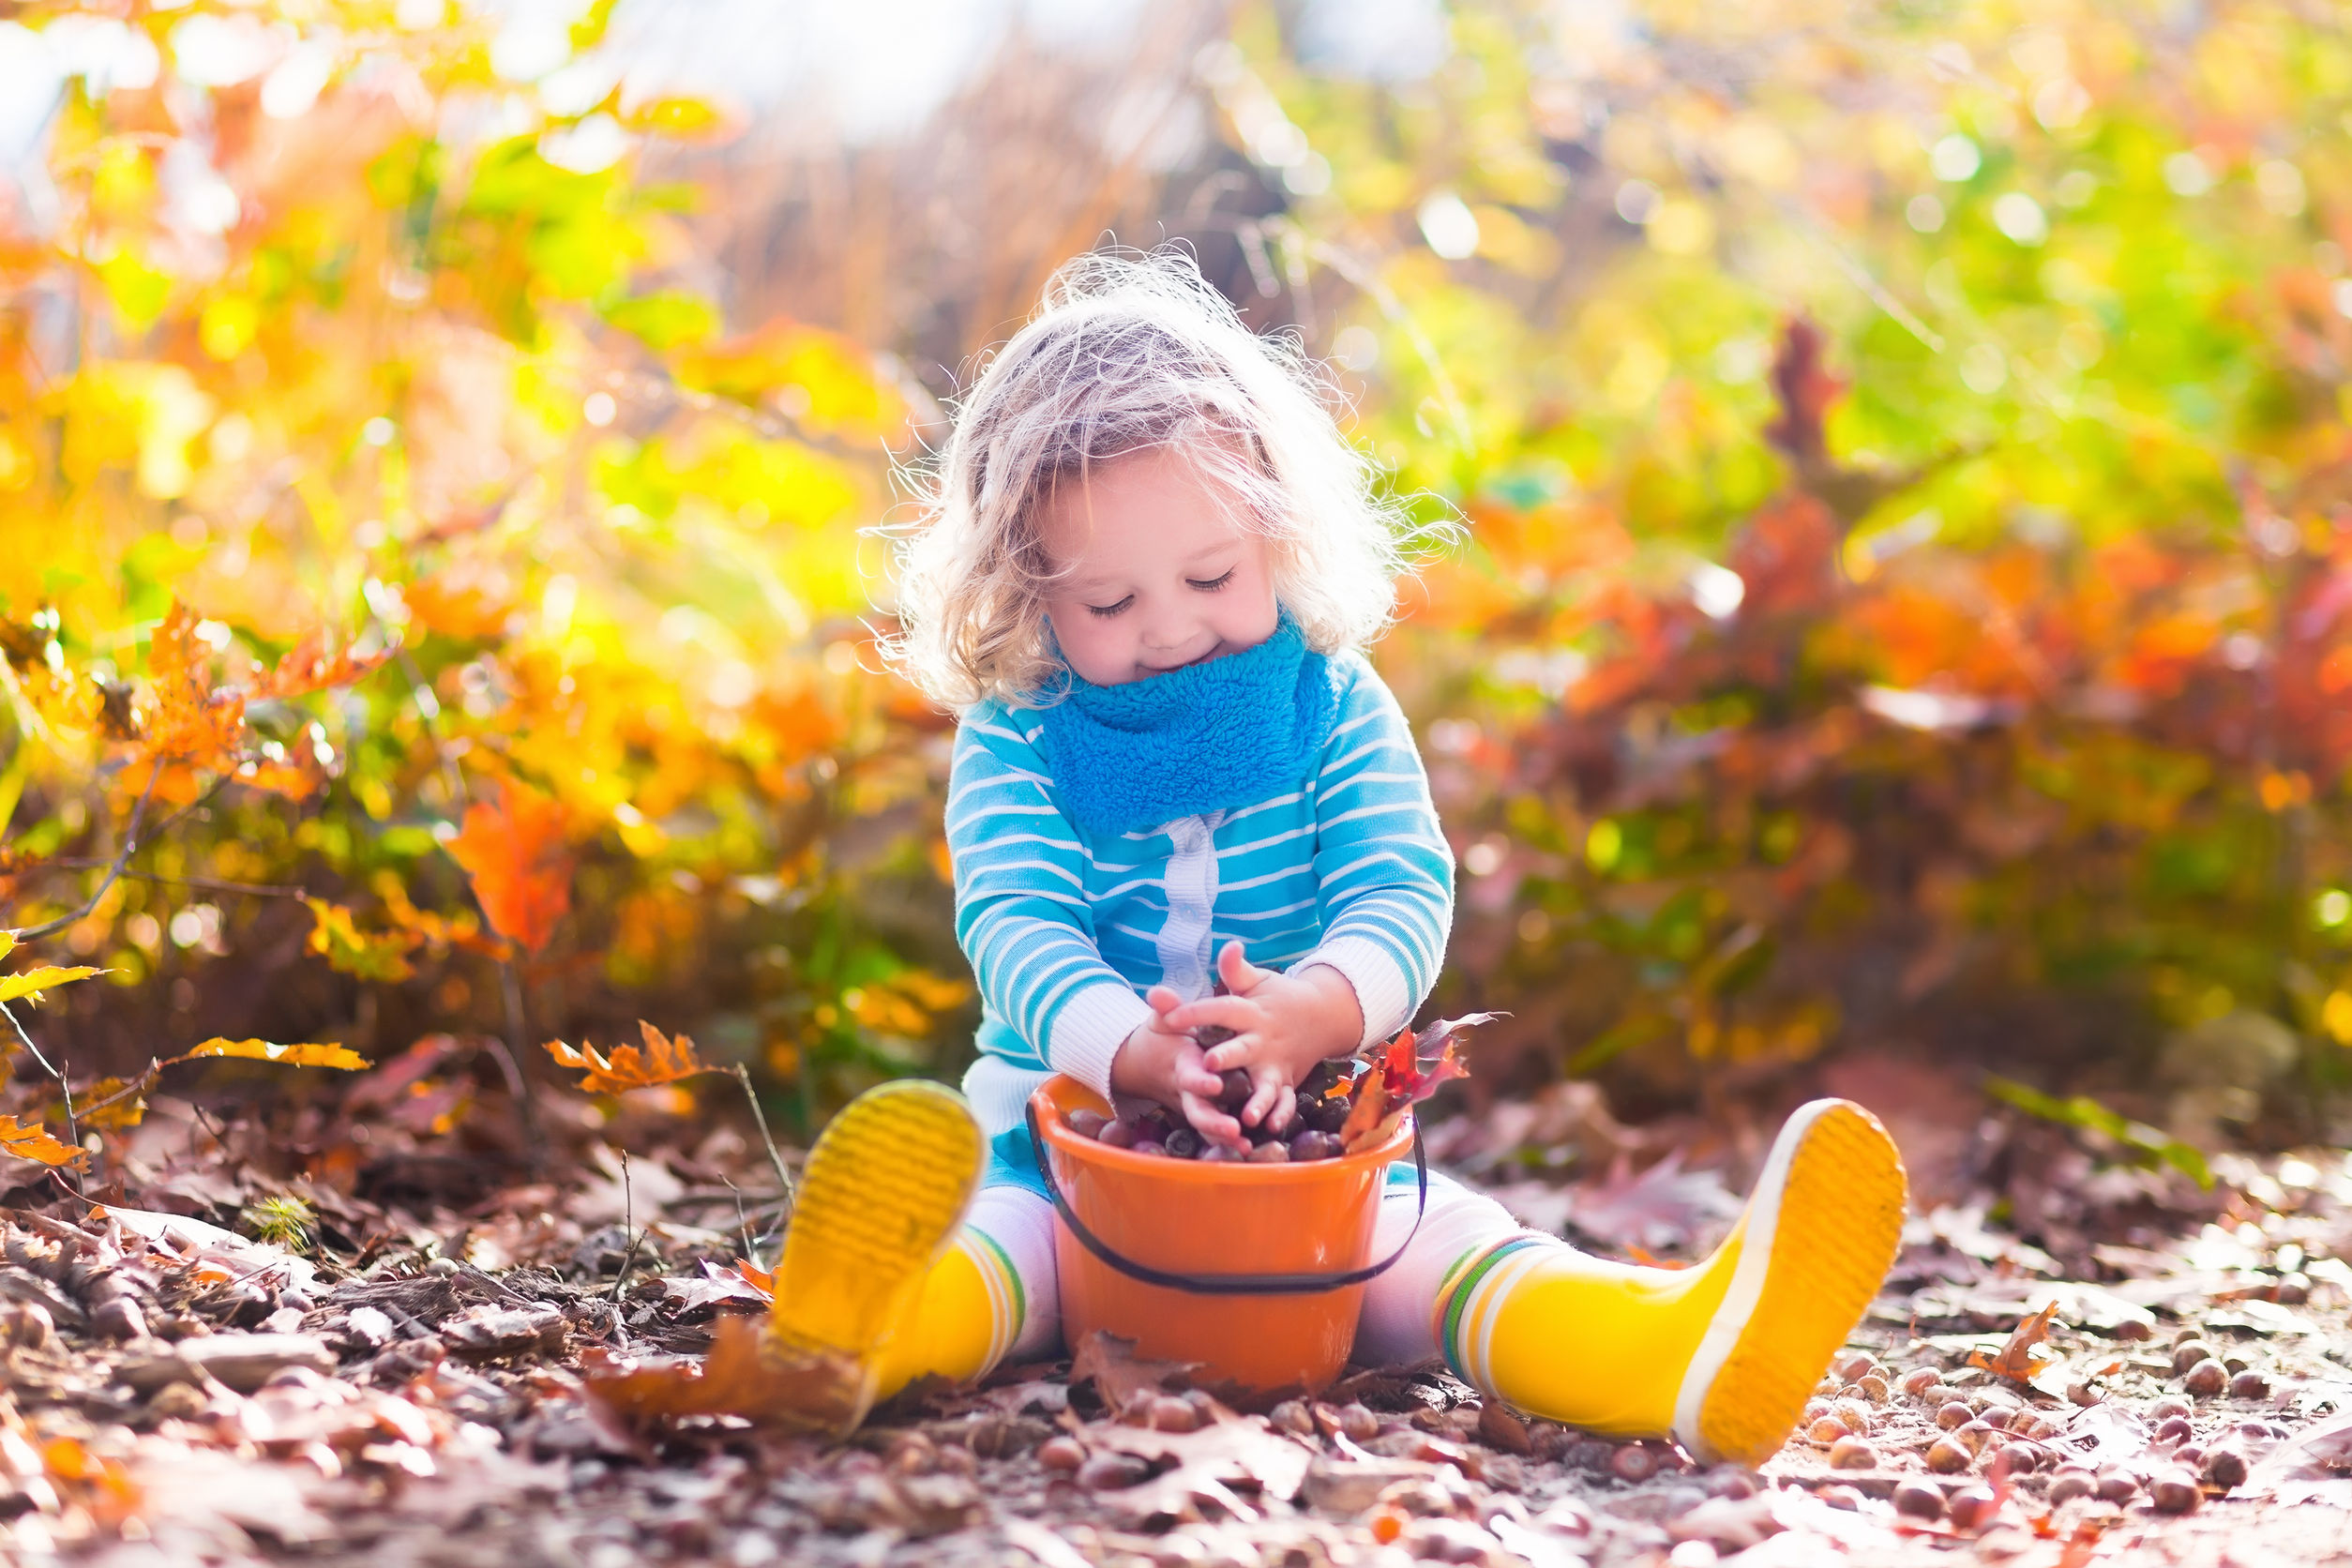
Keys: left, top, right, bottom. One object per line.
{"left": 1289, "top": 656, "right": 1456, "bottom": 1049}
{"left": 947, "top": 703, "right": 1153, "bottom": 1100}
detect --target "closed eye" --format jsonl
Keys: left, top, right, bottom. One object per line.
{"left": 1085, "top": 596, "right": 1134, "bottom": 618}
{"left": 1188, "top": 569, "right": 1236, "bottom": 592}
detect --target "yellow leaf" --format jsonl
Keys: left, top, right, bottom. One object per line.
{"left": 0, "top": 965, "right": 107, "bottom": 1004}
{"left": 543, "top": 1020, "right": 708, "bottom": 1094}
{"left": 181, "top": 1038, "right": 369, "bottom": 1070}
{"left": 0, "top": 1114, "right": 86, "bottom": 1168}
{"left": 79, "top": 1078, "right": 149, "bottom": 1131}
{"left": 0, "top": 932, "right": 14, "bottom": 963}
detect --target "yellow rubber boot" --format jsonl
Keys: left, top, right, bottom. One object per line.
{"left": 871, "top": 1228, "right": 1029, "bottom": 1401}
{"left": 1442, "top": 1098, "right": 1907, "bottom": 1467}
{"left": 759, "top": 1080, "right": 985, "bottom": 1438}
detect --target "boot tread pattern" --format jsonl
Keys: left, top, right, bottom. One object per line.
{"left": 1696, "top": 1103, "right": 1906, "bottom": 1467}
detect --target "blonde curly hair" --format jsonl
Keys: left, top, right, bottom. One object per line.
{"left": 877, "top": 249, "right": 1445, "bottom": 712}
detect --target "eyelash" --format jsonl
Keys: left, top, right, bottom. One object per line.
{"left": 1085, "top": 569, "right": 1235, "bottom": 618}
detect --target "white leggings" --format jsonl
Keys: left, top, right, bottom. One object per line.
{"left": 966, "top": 1170, "right": 1527, "bottom": 1367}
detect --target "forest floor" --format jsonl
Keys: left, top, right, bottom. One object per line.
{"left": 3, "top": 1068, "right": 2350, "bottom": 1568}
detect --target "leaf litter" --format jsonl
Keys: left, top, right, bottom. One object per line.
{"left": 3, "top": 1060, "right": 2352, "bottom": 1566}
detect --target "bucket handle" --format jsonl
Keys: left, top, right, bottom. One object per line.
{"left": 1025, "top": 1102, "right": 1427, "bottom": 1297}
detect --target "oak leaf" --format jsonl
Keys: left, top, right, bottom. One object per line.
{"left": 544, "top": 1020, "right": 707, "bottom": 1094}
{"left": 252, "top": 626, "right": 390, "bottom": 701}
{"left": 446, "top": 776, "right": 573, "bottom": 955}
{"left": 585, "top": 1313, "right": 854, "bottom": 1426}
{"left": 77, "top": 1078, "right": 149, "bottom": 1131}
{"left": 0, "top": 1114, "right": 85, "bottom": 1167}
{"left": 183, "top": 1038, "right": 369, "bottom": 1070}
{"left": 139, "top": 601, "right": 246, "bottom": 773}
{"left": 1970, "top": 1302, "right": 2061, "bottom": 1384}
{"left": 1337, "top": 1013, "right": 1490, "bottom": 1153}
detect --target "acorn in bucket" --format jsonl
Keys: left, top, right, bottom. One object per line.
{"left": 1031, "top": 1012, "right": 1496, "bottom": 1393}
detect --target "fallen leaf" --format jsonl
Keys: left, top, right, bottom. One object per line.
{"left": 1971, "top": 1302, "right": 2061, "bottom": 1384}
{"left": 1093, "top": 1414, "right": 1317, "bottom": 1524}
{"left": 0, "top": 1113, "right": 85, "bottom": 1167}
{"left": 544, "top": 1019, "right": 708, "bottom": 1094}
{"left": 447, "top": 776, "right": 573, "bottom": 955}
{"left": 182, "top": 1037, "right": 369, "bottom": 1070}
{"left": 1070, "top": 1330, "right": 1202, "bottom": 1418}
{"left": 585, "top": 1313, "right": 852, "bottom": 1426}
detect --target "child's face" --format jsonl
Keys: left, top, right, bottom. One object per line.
{"left": 1038, "top": 445, "right": 1279, "bottom": 686}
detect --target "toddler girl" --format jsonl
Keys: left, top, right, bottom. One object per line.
{"left": 759, "top": 253, "right": 1908, "bottom": 1469}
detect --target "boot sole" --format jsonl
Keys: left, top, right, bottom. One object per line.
{"left": 1672, "top": 1099, "right": 1907, "bottom": 1467}
{"left": 762, "top": 1079, "right": 984, "bottom": 1435}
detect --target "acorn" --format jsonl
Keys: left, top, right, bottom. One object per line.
{"left": 1827, "top": 1437, "right": 1876, "bottom": 1470}
{"left": 1892, "top": 1481, "right": 1944, "bottom": 1520}
{"left": 1217, "top": 1069, "right": 1253, "bottom": 1112}
{"left": 2154, "top": 1416, "right": 2194, "bottom": 1446}
{"left": 1077, "top": 1453, "right": 1150, "bottom": 1490}
{"left": 2094, "top": 1470, "right": 2138, "bottom": 1504}
{"left": 2228, "top": 1369, "right": 2270, "bottom": 1400}
{"left": 1036, "top": 1436, "right": 1085, "bottom": 1473}
{"left": 1819, "top": 1485, "right": 1863, "bottom": 1512}
{"left": 1144, "top": 1395, "right": 1201, "bottom": 1433}
{"left": 1936, "top": 1401, "right": 1974, "bottom": 1430}
{"left": 2204, "top": 1447, "right": 2249, "bottom": 1491}
{"left": 2182, "top": 1359, "right": 2228, "bottom": 1398}
{"left": 1130, "top": 1139, "right": 1168, "bottom": 1158}
{"left": 2171, "top": 1339, "right": 2217, "bottom": 1376}
{"left": 1269, "top": 1400, "right": 1316, "bottom": 1438}
{"left": 1835, "top": 1352, "right": 1877, "bottom": 1383}
{"left": 0, "top": 1300, "right": 53, "bottom": 1349}
{"left": 1900, "top": 1366, "right": 1943, "bottom": 1399}
{"left": 2112, "top": 1318, "right": 2154, "bottom": 1341}
{"left": 2045, "top": 1468, "right": 2095, "bottom": 1504}
{"left": 1924, "top": 1439, "right": 1973, "bottom": 1474}
{"left": 1945, "top": 1485, "right": 1998, "bottom": 1530}
{"left": 2148, "top": 1472, "right": 2201, "bottom": 1514}
{"left": 1067, "top": 1110, "right": 1108, "bottom": 1140}
{"left": 92, "top": 1297, "right": 147, "bottom": 1341}
{"left": 1097, "top": 1121, "right": 1141, "bottom": 1150}
{"left": 1995, "top": 1442, "right": 2040, "bottom": 1473}
{"left": 1952, "top": 1420, "right": 1996, "bottom": 1456}
{"left": 1246, "top": 1140, "right": 1290, "bottom": 1164}
{"left": 2147, "top": 1396, "right": 2193, "bottom": 1423}
{"left": 1337, "top": 1403, "right": 1380, "bottom": 1442}
{"left": 1807, "top": 1417, "right": 1849, "bottom": 1445}
{"left": 1164, "top": 1127, "right": 1203, "bottom": 1160}
{"left": 1857, "top": 1374, "right": 1891, "bottom": 1403}
{"left": 1609, "top": 1444, "right": 1658, "bottom": 1483}
{"left": 1197, "top": 1142, "right": 1246, "bottom": 1163}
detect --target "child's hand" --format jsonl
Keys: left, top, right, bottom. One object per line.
{"left": 1160, "top": 942, "right": 1363, "bottom": 1145}
{"left": 1107, "top": 984, "right": 1229, "bottom": 1133}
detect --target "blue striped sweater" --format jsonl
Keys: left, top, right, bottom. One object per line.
{"left": 948, "top": 648, "right": 1456, "bottom": 1138}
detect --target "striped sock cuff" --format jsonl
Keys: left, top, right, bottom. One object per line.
{"left": 960, "top": 1226, "right": 1027, "bottom": 1377}
{"left": 1433, "top": 1234, "right": 1553, "bottom": 1395}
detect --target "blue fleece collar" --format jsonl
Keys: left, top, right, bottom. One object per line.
{"left": 1031, "top": 610, "right": 1343, "bottom": 837}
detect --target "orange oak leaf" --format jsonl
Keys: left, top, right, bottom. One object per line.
{"left": 543, "top": 1020, "right": 707, "bottom": 1094}
{"left": 1337, "top": 1014, "right": 1488, "bottom": 1153}
{"left": 252, "top": 626, "right": 390, "bottom": 701}
{"left": 1970, "top": 1302, "right": 2061, "bottom": 1384}
{"left": 585, "top": 1313, "right": 854, "bottom": 1427}
{"left": 139, "top": 601, "right": 244, "bottom": 773}
{"left": 446, "top": 776, "right": 573, "bottom": 955}
{"left": 0, "top": 1114, "right": 86, "bottom": 1167}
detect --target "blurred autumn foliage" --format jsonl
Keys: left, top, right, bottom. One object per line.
{"left": 6, "top": 0, "right": 2352, "bottom": 1168}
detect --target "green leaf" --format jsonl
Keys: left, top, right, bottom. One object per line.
{"left": 1984, "top": 1076, "right": 2212, "bottom": 1189}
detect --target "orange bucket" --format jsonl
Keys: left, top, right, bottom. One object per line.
{"left": 1026, "top": 1077, "right": 1421, "bottom": 1394}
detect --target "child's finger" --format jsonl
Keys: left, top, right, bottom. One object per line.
{"left": 1216, "top": 939, "right": 1277, "bottom": 995}
{"left": 1173, "top": 1056, "right": 1226, "bottom": 1099}
{"left": 1180, "top": 1092, "right": 1242, "bottom": 1148}
{"left": 1201, "top": 1034, "right": 1261, "bottom": 1072}
{"left": 1145, "top": 984, "right": 1184, "bottom": 1015}
{"left": 1162, "top": 995, "right": 1265, "bottom": 1035}
{"left": 1241, "top": 1076, "right": 1285, "bottom": 1128}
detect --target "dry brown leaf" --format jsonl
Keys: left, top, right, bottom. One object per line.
{"left": 1069, "top": 1330, "right": 1203, "bottom": 1419}
{"left": 1970, "top": 1302, "right": 2061, "bottom": 1384}
{"left": 584, "top": 1314, "right": 848, "bottom": 1425}
{"left": 543, "top": 1020, "right": 708, "bottom": 1094}
{"left": 0, "top": 1113, "right": 85, "bottom": 1167}
{"left": 182, "top": 1038, "right": 369, "bottom": 1070}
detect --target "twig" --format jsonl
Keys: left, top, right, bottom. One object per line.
{"left": 488, "top": 964, "right": 547, "bottom": 1177}
{"left": 35, "top": 861, "right": 309, "bottom": 899}
{"left": 729, "top": 1062, "right": 797, "bottom": 1223}
{"left": 14, "top": 759, "right": 162, "bottom": 941}
{"left": 1, "top": 997, "right": 81, "bottom": 1165}
{"left": 722, "top": 1174, "right": 758, "bottom": 1268}
{"left": 610, "top": 1150, "right": 645, "bottom": 1305}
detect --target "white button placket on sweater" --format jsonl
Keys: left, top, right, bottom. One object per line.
{"left": 1153, "top": 810, "right": 1226, "bottom": 1001}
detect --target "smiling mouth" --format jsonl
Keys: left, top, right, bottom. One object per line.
{"left": 1142, "top": 648, "right": 1217, "bottom": 674}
